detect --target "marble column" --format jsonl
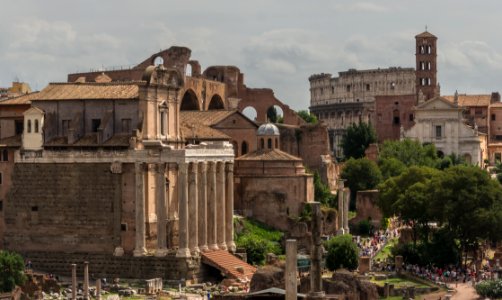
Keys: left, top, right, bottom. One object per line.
{"left": 343, "top": 187, "right": 350, "bottom": 233}
{"left": 337, "top": 180, "right": 345, "bottom": 235}
{"left": 71, "top": 264, "right": 77, "bottom": 300}
{"left": 176, "top": 163, "right": 191, "bottom": 257}
{"left": 83, "top": 261, "right": 89, "bottom": 300}
{"left": 216, "top": 161, "right": 227, "bottom": 250}
{"left": 133, "top": 162, "right": 147, "bottom": 256}
{"left": 285, "top": 240, "right": 298, "bottom": 300}
{"left": 308, "top": 202, "right": 325, "bottom": 299}
{"left": 198, "top": 162, "right": 208, "bottom": 252}
{"left": 207, "top": 161, "right": 218, "bottom": 250}
{"left": 188, "top": 162, "right": 200, "bottom": 254}
{"left": 155, "top": 163, "right": 168, "bottom": 257}
{"left": 225, "top": 162, "right": 236, "bottom": 252}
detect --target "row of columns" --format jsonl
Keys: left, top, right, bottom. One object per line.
{"left": 71, "top": 262, "right": 100, "bottom": 300}
{"left": 133, "top": 161, "right": 235, "bottom": 257}
{"left": 177, "top": 161, "right": 235, "bottom": 257}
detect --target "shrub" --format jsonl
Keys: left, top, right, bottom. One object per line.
{"left": 476, "top": 280, "right": 502, "bottom": 298}
{"left": 325, "top": 234, "right": 358, "bottom": 271}
{"left": 0, "top": 251, "right": 27, "bottom": 293}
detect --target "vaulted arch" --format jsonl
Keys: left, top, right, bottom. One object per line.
{"left": 208, "top": 94, "right": 225, "bottom": 110}
{"left": 180, "top": 89, "right": 200, "bottom": 111}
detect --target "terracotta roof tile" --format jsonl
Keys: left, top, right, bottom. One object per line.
{"left": 180, "top": 110, "right": 236, "bottom": 126}
{"left": 444, "top": 94, "right": 491, "bottom": 107}
{"left": 32, "top": 82, "right": 139, "bottom": 101}
{"left": 237, "top": 148, "right": 302, "bottom": 161}
{"left": 0, "top": 92, "right": 39, "bottom": 105}
{"left": 180, "top": 111, "right": 234, "bottom": 140}
{"left": 0, "top": 135, "right": 21, "bottom": 147}
{"left": 201, "top": 250, "right": 256, "bottom": 280}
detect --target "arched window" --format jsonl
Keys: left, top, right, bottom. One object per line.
{"left": 260, "top": 138, "right": 264, "bottom": 149}
{"left": 34, "top": 119, "right": 39, "bottom": 133}
{"left": 275, "top": 138, "right": 278, "bottom": 148}
{"left": 393, "top": 109, "right": 400, "bottom": 125}
{"left": 2, "top": 149, "right": 8, "bottom": 162}
{"left": 27, "top": 119, "right": 32, "bottom": 133}
{"left": 267, "top": 138, "right": 272, "bottom": 149}
{"left": 241, "top": 141, "right": 248, "bottom": 155}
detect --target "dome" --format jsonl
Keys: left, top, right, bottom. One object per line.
{"left": 257, "top": 123, "right": 280, "bottom": 136}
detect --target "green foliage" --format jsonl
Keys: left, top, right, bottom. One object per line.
{"left": 313, "top": 171, "right": 336, "bottom": 207}
{"left": 325, "top": 235, "right": 359, "bottom": 271}
{"left": 379, "top": 139, "right": 438, "bottom": 168}
{"left": 341, "top": 158, "right": 382, "bottom": 209}
{"left": 234, "top": 218, "right": 283, "bottom": 265}
{"left": 341, "top": 122, "right": 377, "bottom": 159}
{"left": 298, "top": 203, "right": 312, "bottom": 223}
{"left": 0, "top": 251, "right": 26, "bottom": 293}
{"left": 297, "top": 110, "right": 318, "bottom": 124}
{"left": 267, "top": 106, "right": 278, "bottom": 123}
{"left": 378, "top": 157, "right": 407, "bottom": 179}
{"left": 476, "top": 279, "right": 502, "bottom": 298}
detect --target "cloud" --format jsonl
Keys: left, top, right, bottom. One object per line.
{"left": 334, "top": 2, "right": 390, "bottom": 13}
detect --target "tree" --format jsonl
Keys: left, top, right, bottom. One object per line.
{"left": 378, "top": 166, "right": 440, "bottom": 243}
{"left": 297, "top": 110, "right": 318, "bottom": 124}
{"left": 267, "top": 106, "right": 278, "bottom": 123}
{"left": 341, "top": 158, "right": 382, "bottom": 209}
{"left": 0, "top": 251, "right": 26, "bottom": 293}
{"left": 378, "top": 157, "right": 407, "bottom": 179}
{"left": 313, "top": 171, "right": 336, "bottom": 207}
{"left": 430, "top": 165, "right": 502, "bottom": 266}
{"left": 340, "top": 122, "right": 377, "bottom": 159}
{"left": 325, "top": 234, "right": 358, "bottom": 271}
{"left": 379, "top": 139, "right": 438, "bottom": 167}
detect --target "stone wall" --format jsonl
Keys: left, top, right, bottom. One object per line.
{"left": 4, "top": 163, "right": 122, "bottom": 254}
{"left": 351, "top": 190, "right": 382, "bottom": 228}
{"left": 374, "top": 94, "right": 416, "bottom": 142}
{"left": 21, "top": 252, "right": 202, "bottom": 280}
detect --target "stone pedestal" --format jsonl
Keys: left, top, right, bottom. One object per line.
{"left": 359, "top": 256, "right": 370, "bottom": 274}
{"left": 285, "top": 240, "right": 298, "bottom": 300}
{"left": 71, "top": 264, "right": 77, "bottom": 300}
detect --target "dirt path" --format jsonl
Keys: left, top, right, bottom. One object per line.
{"left": 451, "top": 282, "right": 479, "bottom": 300}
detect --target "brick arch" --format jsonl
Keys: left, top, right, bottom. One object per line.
{"left": 180, "top": 89, "right": 200, "bottom": 111}
{"left": 208, "top": 94, "right": 225, "bottom": 110}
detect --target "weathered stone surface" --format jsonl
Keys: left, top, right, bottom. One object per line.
{"left": 249, "top": 265, "right": 285, "bottom": 292}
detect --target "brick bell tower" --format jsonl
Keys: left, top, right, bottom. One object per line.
{"left": 415, "top": 30, "right": 439, "bottom": 102}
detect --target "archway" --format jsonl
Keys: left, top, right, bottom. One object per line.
{"left": 180, "top": 89, "right": 200, "bottom": 111}
{"left": 241, "top": 141, "right": 248, "bottom": 155}
{"left": 463, "top": 153, "right": 472, "bottom": 164}
{"left": 186, "top": 64, "right": 192, "bottom": 77}
{"left": 267, "top": 105, "right": 284, "bottom": 123}
{"left": 242, "top": 106, "right": 258, "bottom": 121}
{"left": 153, "top": 56, "right": 164, "bottom": 66}
{"left": 208, "top": 94, "right": 225, "bottom": 110}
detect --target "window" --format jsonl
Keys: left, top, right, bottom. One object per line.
{"left": 427, "top": 62, "right": 431, "bottom": 70}
{"left": 62, "top": 120, "right": 71, "bottom": 136}
{"left": 242, "top": 141, "right": 248, "bottom": 155}
{"left": 492, "top": 114, "right": 496, "bottom": 121}
{"left": 435, "top": 125, "right": 442, "bottom": 139}
{"left": 121, "top": 223, "right": 128, "bottom": 231}
{"left": 27, "top": 119, "right": 32, "bottom": 133}
{"left": 427, "top": 45, "right": 432, "bottom": 54}
{"left": 122, "top": 118, "right": 132, "bottom": 134}
{"left": 2, "top": 149, "right": 7, "bottom": 162}
{"left": 0, "top": 172, "right": 2, "bottom": 184}
{"left": 91, "top": 119, "right": 101, "bottom": 132}
{"left": 267, "top": 138, "right": 272, "bottom": 149}
{"left": 366, "top": 84, "right": 370, "bottom": 91}
{"left": 393, "top": 110, "right": 400, "bottom": 125}
{"left": 390, "top": 82, "right": 396, "bottom": 90}
{"left": 346, "top": 84, "right": 351, "bottom": 92}
{"left": 496, "top": 153, "right": 502, "bottom": 163}
{"left": 275, "top": 138, "right": 278, "bottom": 148}
{"left": 34, "top": 119, "right": 39, "bottom": 133}
{"left": 0, "top": 200, "right": 2, "bottom": 212}
{"left": 31, "top": 206, "right": 38, "bottom": 212}
{"left": 260, "top": 138, "right": 264, "bottom": 149}
{"left": 409, "top": 114, "right": 414, "bottom": 122}
{"left": 331, "top": 86, "right": 335, "bottom": 94}
{"left": 15, "top": 120, "right": 23, "bottom": 135}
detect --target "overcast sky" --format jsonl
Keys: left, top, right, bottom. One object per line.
{"left": 1, "top": 0, "right": 502, "bottom": 110}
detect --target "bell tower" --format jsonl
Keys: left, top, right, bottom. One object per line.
{"left": 415, "top": 30, "right": 438, "bottom": 101}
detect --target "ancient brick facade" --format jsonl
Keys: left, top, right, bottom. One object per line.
{"left": 374, "top": 94, "right": 416, "bottom": 141}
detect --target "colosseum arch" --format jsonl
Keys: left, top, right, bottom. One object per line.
{"left": 208, "top": 94, "right": 225, "bottom": 110}
{"left": 180, "top": 89, "right": 200, "bottom": 111}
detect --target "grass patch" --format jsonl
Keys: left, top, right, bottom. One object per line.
{"left": 373, "top": 237, "right": 398, "bottom": 262}
{"left": 371, "top": 277, "right": 429, "bottom": 289}
{"left": 348, "top": 211, "right": 357, "bottom": 220}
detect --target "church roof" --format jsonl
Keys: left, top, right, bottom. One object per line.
{"left": 0, "top": 92, "right": 39, "bottom": 105}
{"left": 443, "top": 94, "right": 491, "bottom": 107}
{"left": 416, "top": 96, "right": 460, "bottom": 109}
{"left": 180, "top": 111, "right": 234, "bottom": 140}
{"left": 31, "top": 82, "right": 139, "bottom": 101}
{"left": 415, "top": 31, "right": 437, "bottom": 38}
{"left": 180, "top": 110, "right": 236, "bottom": 126}
{"left": 257, "top": 123, "right": 280, "bottom": 136}
{"left": 237, "top": 148, "right": 302, "bottom": 161}
{"left": 0, "top": 135, "right": 21, "bottom": 147}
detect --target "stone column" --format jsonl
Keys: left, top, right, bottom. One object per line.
{"left": 225, "top": 162, "right": 236, "bottom": 252}
{"left": 344, "top": 187, "right": 350, "bottom": 233}
{"left": 71, "top": 264, "right": 77, "bottom": 300}
{"left": 96, "top": 279, "right": 101, "bottom": 300}
{"left": 216, "top": 161, "right": 227, "bottom": 250}
{"left": 285, "top": 240, "right": 298, "bottom": 300}
{"left": 198, "top": 162, "right": 208, "bottom": 252}
{"left": 83, "top": 261, "right": 89, "bottom": 300}
{"left": 156, "top": 163, "right": 168, "bottom": 257}
{"left": 308, "top": 202, "right": 325, "bottom": 299}
{"left": 337, "top": 180, "right": 345, "bottom": 235}
{"left": 188, "top": 162, "right": 200, "bottom": 254}
{"left": 133, "top": 162, "right": 147, "bottom": 256}
{"left": 207, "top": 161, "right": 218, "bottom": 250}
{"left": 176, "top": 163, "right": 191, "bottom": 257}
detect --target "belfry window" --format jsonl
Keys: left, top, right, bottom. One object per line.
{"left": 34, "top": 119, "right": 39, "bottom": 133}
{"left": 27, "top": 120, "right": 32, "bottom": 133}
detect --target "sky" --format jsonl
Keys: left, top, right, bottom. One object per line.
{"left": 1, "top": 0, "right": 502, "bottom": 110}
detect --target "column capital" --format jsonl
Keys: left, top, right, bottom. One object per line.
{"left": 208, "top": 161, "right": 217, "bottom": 172}
{"left": 135, "top": 162, "right": 146, "bottom": 172}
{"left": 225, "top": 161, "right": 234, "bottom": 172}
{"left": 189, "top": 161, "right": 199, "bottom": 174}
{"left": 198, "top": 161, "right": 208, "bottom": 172}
